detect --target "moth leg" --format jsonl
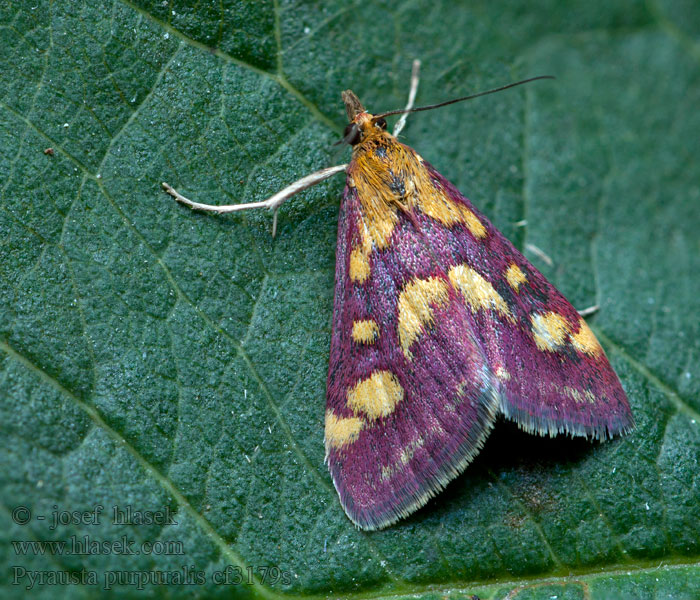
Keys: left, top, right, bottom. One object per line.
{"left": 578, "top": 305, "right": 599, "bottom": 317}
{"left": 162, "top": 163, "right": 347, "bottom": 236}
{"left": 523, "top": 244, "right": 598, "bottom": 317}
{"left": 524, "top": 242, "right": 553, "bottom": 267}
{"left": 393, "top": 59, "right": 421, "bottom": 137}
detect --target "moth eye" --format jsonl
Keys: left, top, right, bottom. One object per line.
{"left": 375, "top": 117, "right": 387, "bottom": 130}
{"left": 343, "top": 123, "right": 362, "bottom": 145}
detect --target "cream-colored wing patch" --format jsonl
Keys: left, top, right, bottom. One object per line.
{"left": 349, "top": 247, "right": 370, "bottom": 283}
{"left": 561, "top": 386, "right": 597, "bottom": 405}
{"left": 570, "top": 318, "right": 603, "bottom": 356}
{"left": 397, "top": 276, "right": 450, "bottom": 359}
{"left": 347, "top": 370, "right": 404, "bottom": 421}
{"left": 531, "top": 312, "right": 603, "bottom": 357}
{"left": 399, "top": 161, "right": 487, "bottom": 238}
{"left": 381, "top": 436, "right": 426, "bottom": 481}
{"left": 448, "top": 264, "right": 513, "bottom": 321}
{"left": 505, "top": 263, "right": 527, "bottom": 291}
{"left": 352, "top": 319, "right": 380, "bottom": 344}
{"left": 530, "top": 311, "right": 571, "bottom": 351}
{"left": 325, "top": 411, "right": 364, "bottom": 450}
{"left": 415, "top": 188, "right": 487, "bottom": 238}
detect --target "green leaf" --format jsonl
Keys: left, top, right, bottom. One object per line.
{"left": 1, "top": 1, "right": 699, "bottom": 598}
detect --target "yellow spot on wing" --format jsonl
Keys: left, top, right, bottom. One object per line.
{"left": 530, "top": 311, "right": 571, "bottom": 351}
{"left": 414, "top": 185, "right": 487, "bottom": 238}
{"left": 448, "top": 265, "right": 513, "bottom": 320}
{"left": 325, "top": 411, "right": 364, "bottom": 450}
{"left": 530, "top": 312, "right": 604, "bottom": 357}
{"left": 347, "top": 370, "right": 404, "bottom": 421}
{"left": 462, "top": 209, "right": 487, "bottom": 238}
{"left": 352, "top": 319, "right": 380, "bottom": 344}
{"left": 349, "top": 247, "right": 370, "bottom": 283}
{"left": 349, "top": 218, "right": 376, "bottom": 284}
{"left": 562, "top": 386, "right": 597, "bottom": 404}
{"left": 505, "top": 263, "right": 527, "bottom": 291}
{"left": 397, "top": 276, "right": 450, "bottom": 358}
{"left": 381, "top": 436, "right": 426, "bottom": 481}
{"left": 570, "top": 318, "right": 603, "bottom": 356}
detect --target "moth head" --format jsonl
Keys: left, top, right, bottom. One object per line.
{"left": 341, "top": 90, "right": 390, "bottom": 147}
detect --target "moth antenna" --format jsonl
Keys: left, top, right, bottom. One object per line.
{"left": 162, "top": 163, "right": 347, "bottom": 237}
{"left": 393, "top": 59, "right": 421, "bottom": 137}
{"left": 373, "top": 75, "right": 555, "bottom": 121}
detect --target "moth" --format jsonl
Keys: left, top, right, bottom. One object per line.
{"left": 163, "top": 61, "right": 634, "bottom": 530}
